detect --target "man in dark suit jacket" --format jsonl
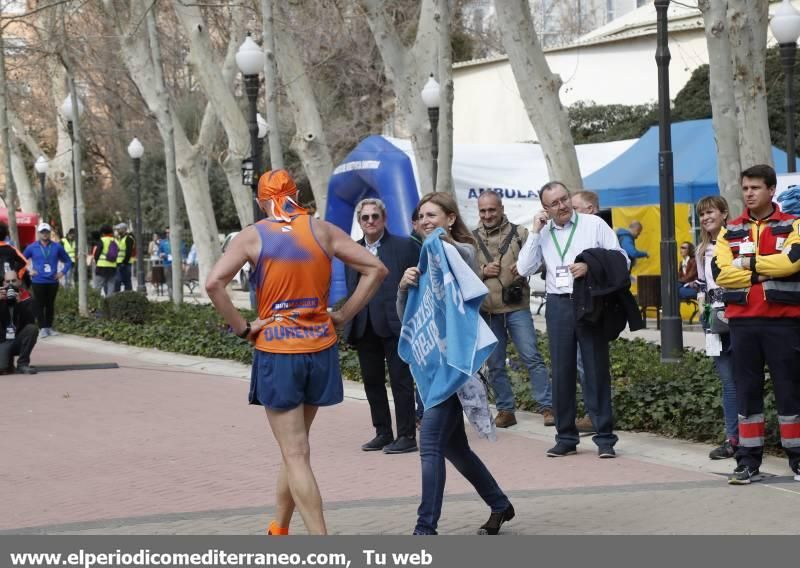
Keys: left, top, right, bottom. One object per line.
{"left": 345, "top": 198, "right": 420, "bottom": 454}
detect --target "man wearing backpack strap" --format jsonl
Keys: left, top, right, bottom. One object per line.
{"left": 473, "top": 192, "right": 554, "bottom": 428}
{"left": 94, "top": 224, "right": 118, "bottom": 297}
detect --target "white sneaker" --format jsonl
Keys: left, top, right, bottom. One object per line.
{"left": 46, "top": 328, "right": 57, "bottom": 336}
{"left": 794, "top": 471, "right": 800, "bottom": 482}
{"left": 38, "top": 329, "right": 48, "bottom": 339}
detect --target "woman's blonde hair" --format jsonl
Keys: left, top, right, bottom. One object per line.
{"left": 416, "top": 192, "right": 475, "bottom": 245}
{"left": 696, "top": 195, "right": 729, "bottom": 258}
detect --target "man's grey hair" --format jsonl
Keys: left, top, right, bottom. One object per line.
{"left": 630, "top": 221, "right": 643, "bottom": 231}
{"left": 477, "top": 191, "right": 503, "bottom": 205}
{"left": 538, "top": 181, "right": 570, "bottom": 202}
{"left": 355, "top": 198, "right": 387, "bottom": 218}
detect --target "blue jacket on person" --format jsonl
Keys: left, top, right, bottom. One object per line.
{"left": 616, "top": 228, "right": 648, "bottom": 268}
{"left": 23, "top": 241, "right": 73, "bottom": 285}
{"left": 158, "top": 238, "right": 187, "bottom": 267}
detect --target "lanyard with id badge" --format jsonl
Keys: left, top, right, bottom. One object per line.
{"left": 550, "top": 214, "right": 579, "bottom": 289}
{"left": 39, "top": 243, "right": 54, "bottom": 275}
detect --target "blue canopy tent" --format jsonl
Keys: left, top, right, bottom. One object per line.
{"left": 326, "top": 135, "right": 419, "bottom": 302}
{"left": 584, "top": 119, "right": 800, "bottom": 206}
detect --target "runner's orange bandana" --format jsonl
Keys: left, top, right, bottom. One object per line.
{"left": 257, "top": 169, "right": 307, "bottom": 222}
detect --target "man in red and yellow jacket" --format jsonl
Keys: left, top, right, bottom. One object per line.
{"left": 713, "top": 164, "right": 800, "bottom": 485}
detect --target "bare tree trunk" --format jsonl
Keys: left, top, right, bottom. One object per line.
{"left": 9, "top": 139, "right": 36, "bottom": 214}
{"left": 146, "top": 8, "right": 182, "bottom": 303}
{"left": 104, "top": 0, "right": 221, "bottom": 294}
{"left": 435, "top": 0, "right": 454, "bottom": 193}
{"left": 261, "top": 0, "right": 284, "bottom": 170}
{"left": 274, "top": 3, "right": 333, "bottom": 214}
{"left": 360, "top": 0, "right": 440, "bottom": 194}
{"left": 699, "top": 0, "right": 743, "bottom": 216}
{"left": 171, "top": 1, "right": 253, "bottom": 228}
{"left": 66, "top": 72, "right": 88, "bottom": 316}
{"left": 0, "top": 34, "right": 20, "bottom": 246}
{"left": 494, "top": 0, "right": 582, "bottom": 189}
{"left": 728, "top": 0, "right": 772, "bottom": 169}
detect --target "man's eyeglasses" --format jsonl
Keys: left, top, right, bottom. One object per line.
{"left": 543, "top": 196, "right": 571, "bottom": 210}
{"left": 360, "top": 213, "right": 382, "bottom": 222}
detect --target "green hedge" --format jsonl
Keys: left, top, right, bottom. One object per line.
{"left": 54, "top": 291, "right": 779, "bottom": 450}
{"left": 55, "top": 289, "right": 256, "bottom": 364}
{"left": 506, "top": 333, "right": 778, "bottom": 448}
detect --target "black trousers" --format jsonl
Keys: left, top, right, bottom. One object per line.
{"left": 729, "top": 318, "right": 800, "bottom": 472}
{"left": 356, "top": 322, "right": 416, "bottom": 439}
{"left": 545, "top": 294, "right": 617, "bottom": 449}
{"left": 0, "top": 324, "right": 38, "bottom": 369}
{"left": 31, "top": 283, "right": 59, "bottom": 329}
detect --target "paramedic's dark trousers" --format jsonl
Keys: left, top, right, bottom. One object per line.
{"left": 729, "top": 318, "right": 800, "bottom": 473}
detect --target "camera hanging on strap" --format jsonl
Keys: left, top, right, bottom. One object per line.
{"left": 473, "top": 224, "right": 525, "bottom": 305}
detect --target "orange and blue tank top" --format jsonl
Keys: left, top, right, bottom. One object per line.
{"left": 252, "top": 215, "right": 336, "bottom": 354}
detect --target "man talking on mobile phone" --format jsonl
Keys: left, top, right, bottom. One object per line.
{"left": 517, "top": 182, "right": 638, "bottom": 460}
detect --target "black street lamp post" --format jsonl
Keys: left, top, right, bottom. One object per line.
{"left": 236, "top": 33, "right": 267, "bottom": 222}
{"left": 770, "top": 0, "right": 800, "bottom": 173}
{"left": 128, "top": 137, "right": 145, "bottom": 294}
{"left": 654, "top": 0, "right": 683, "bottom": 362}
{"left": 421, "top": 74, "right": 441, "bottom": 192}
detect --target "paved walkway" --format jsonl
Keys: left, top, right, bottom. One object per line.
{"left": 1, "top": 334, "right": 797, "bottom": 535}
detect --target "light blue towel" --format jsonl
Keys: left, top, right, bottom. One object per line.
{"left": 398, "top": 229, "right": 497, "bottom": 409}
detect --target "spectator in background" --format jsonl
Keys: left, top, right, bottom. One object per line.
{"left": 473, "top": 191, "right": 553, "bottom": 429}
{"left": 616, "top": 221, "right": 648, "bottom": 269}
{"left": 571, "top": 190, "right": 600, "bottom": 216}
{"left": 0, "top": 270, "right": 39, "bottom": 374}
{"left": 114, "top": 223, "right": 136, "bottom": 292}
{"left": 148, "top": 232, "right": 160, "bottom": 260}
{"left": 678, "top": 241, "right": 698, "bottom": 300}
{"left": 695, "top": 196, "right": 737, "bottom": 461}
{"left": 24, "top": 223, "right": 72, "bottom": 337}
{"left": 158, "top": 230, "right": 174, "bottom": 294}
{"left": 0, "top": 221, "right": 30, "bottom": 287}
{"left": 61, "top": 229, "right": 76, "bottom": 289}
{"left": 94, "top": 225, "right": 118, "bottom": 297}
{"left": 569, "top": 190, "right": 603, "bottom": 435}
{"left": 345, "top": 198, "right": 420, "bottom": 454}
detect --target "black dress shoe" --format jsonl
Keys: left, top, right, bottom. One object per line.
{"left": 477, "top": 503, "right": 515, "bottom": 535}
{"left": 15, "top": 364, "right": 38, "bottom": 375}
{"left": 361, "top": 434, "right": 393, "bottom": 451}
{"left": 383, "top": 436, "right": 418, "bottom": 454}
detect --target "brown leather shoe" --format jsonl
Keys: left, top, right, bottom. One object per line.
{"left": 495, "top": 410, "right": 517, "bottom": 428}
{"left": 576, "top": 414, "right": 595, "bottom": 433}
{"left": 542, "top": 408, "right": 555, "bottom": 427}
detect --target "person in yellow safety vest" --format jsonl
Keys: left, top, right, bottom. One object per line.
{"left": 113, "top": 222, "right": 135, "bottom": 293}
{"left": 93, "top": 225, "right": 119, "bottom": 297}
{"left": 61, "top": 228, "right": 76, "bottom": 289}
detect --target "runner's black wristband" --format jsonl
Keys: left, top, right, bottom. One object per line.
{"left": 237, "top": 321, "right": 251, "bottom": 339}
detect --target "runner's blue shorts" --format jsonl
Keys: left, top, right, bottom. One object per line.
{"left": 249, "top": 345, "right": 343, "bottom": 410}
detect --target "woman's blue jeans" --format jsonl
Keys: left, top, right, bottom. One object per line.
{"left": 714, "top": 334, "right": 738, "bottom": 441}
{"left": 415, "top": 394, "right": 510, "bottom": 535}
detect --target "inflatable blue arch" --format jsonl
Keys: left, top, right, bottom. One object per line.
{"left": 325, "top": 135, "right": 420, "bottom": 302}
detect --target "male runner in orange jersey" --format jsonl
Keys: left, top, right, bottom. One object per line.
{"left": 206, "top": 170, "right": 387, "bottom": 535}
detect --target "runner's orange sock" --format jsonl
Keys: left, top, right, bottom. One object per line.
{"left": 267, "top": 521, "right": 289, "bottom": 535}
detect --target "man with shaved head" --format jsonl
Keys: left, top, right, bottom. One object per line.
{"left": 473, "top": 191, "right": 553, "bottom": 429}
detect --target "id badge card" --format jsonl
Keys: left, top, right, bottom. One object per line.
{"left": 43, "top": 263, "right": 52, "bottom": 274}
{"left": 705, "top": 332, "right": 722, "bottom": 357}
{"left": 555, "top": 265, "right": 571, "bottom": 288}
{"left": 739, "top": 240, "right": 755, "bottom": 255}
